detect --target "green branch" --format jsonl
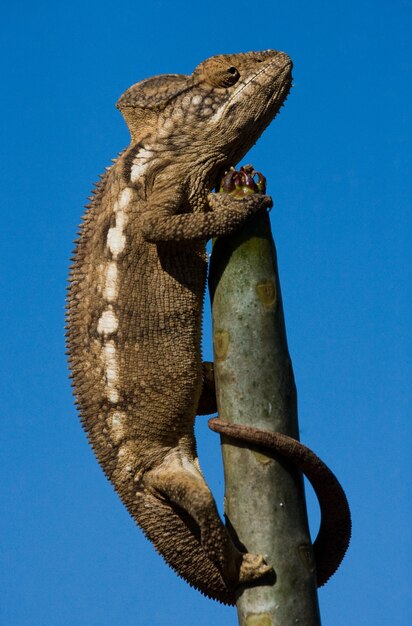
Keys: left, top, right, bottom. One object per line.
{"left": 209, "top": 205, "right": 322, "bottom": 625}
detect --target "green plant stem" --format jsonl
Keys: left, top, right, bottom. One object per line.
{"left": 209, "top": 209, "right": 322, "bottom": 625}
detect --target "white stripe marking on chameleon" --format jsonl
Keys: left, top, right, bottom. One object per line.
{"left": 100, "top": 187, "right": 133, "bottom": 404}
{"left": 107, "top": 210, "right": 127, "bottom": 258}
{"left": 130, "top": 149, "right": 153, "bottom": 183}
{"left": 104, "top": 262, "right": 118, "bottom": 301}
{"left": 119, "top": 187, "right": 133, "bottom": 209}
{"left": 102, "top": 340, "right": 119, "bottom": 403}
{"left": 108, "top": 388, "right": 119, "bottom": 404}
{"left": 103, "top": 341, "right": 118, "bottom": 382}
{"left": 97, "top": 307, "right": 118, "bottom": 335}
{"left": 106, "top": 410, "right": 127, "bottom": 444}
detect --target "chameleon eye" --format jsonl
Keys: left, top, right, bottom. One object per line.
{"left": 224, "top": 66, "right": 240, "bottom": 85}
{"left": 196, "top": 57, "right": 240, "bottom": 88}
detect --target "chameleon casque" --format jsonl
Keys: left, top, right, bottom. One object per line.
{"left": 67, "top": 50, "right": 350, "bottom": 604}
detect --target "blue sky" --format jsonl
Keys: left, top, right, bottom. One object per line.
{"left": 1, "top": 1, "right": 410, "bottom": 624}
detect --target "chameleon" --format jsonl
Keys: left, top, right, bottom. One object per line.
{"left": 66, "top": 50, "right": 351, "bottom": 604}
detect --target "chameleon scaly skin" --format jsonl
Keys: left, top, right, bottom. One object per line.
{"left": 66, "top": 50, "right": 293, "bottom": 603}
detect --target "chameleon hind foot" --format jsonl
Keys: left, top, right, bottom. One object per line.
{"left": 238, "top": 552, "right": 272, "bottom": 583}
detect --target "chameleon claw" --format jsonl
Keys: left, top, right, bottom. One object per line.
{"left": 219, "top": 165, "right": 267, "bottom": 197}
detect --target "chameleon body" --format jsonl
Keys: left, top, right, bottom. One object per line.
{"left": 67, "top": 50, "right": 350, "bottom": 604}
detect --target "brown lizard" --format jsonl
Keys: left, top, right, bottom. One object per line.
{"left": 66, "top": 50, "right": 350, "bottom": 604}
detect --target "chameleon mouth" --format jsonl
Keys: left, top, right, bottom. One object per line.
{"left": 235, "top": 54, "right": 292, "bottom": 103}
{"left": 270, "top": 59, "right": 293, "bottom": 105}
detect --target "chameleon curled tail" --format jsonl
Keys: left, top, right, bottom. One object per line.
{"left": 132, "top": 417, "right": 351, "bottom": 605}
{"left": 209, "top": 418, "right": 352, "bottom": 595}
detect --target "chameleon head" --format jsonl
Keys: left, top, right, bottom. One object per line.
{"left": 191, "top": 50, "right": 293, "bottom": 159}
{"left": 117, "top": 49, "right": 292, "bottom": 176}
